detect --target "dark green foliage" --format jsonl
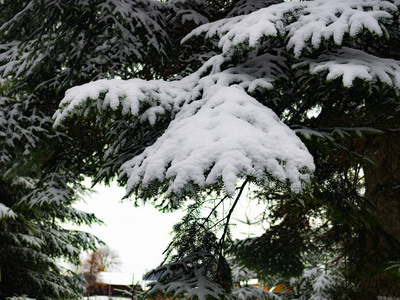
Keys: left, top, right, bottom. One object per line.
{"left": 163, "top": 201, "right": 222, "bottom": 262}
{"left": 153, "top": 200, "right": 232, "bottom": 298}
{"left": 2, "top": 0, "right": 400, "bottom": 299}
{"left": 0, "top": 178, "right": 103, "bottom": 299}
{"left": 229, "top": 215, "right": 307, "bottom": 280}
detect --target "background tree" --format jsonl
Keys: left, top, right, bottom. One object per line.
{"left": 82, "top": 246, "right": 120, "bottom": 296}
{"left": 0, "top": 177, "right": 103, "bottom": 299}
{"left": 0, "top": 1, "right": 109, "bottom": 298}
{"left": 82, "top": 251, "right": 103, "bottom": 297}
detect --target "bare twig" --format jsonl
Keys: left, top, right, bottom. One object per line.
{"left": 218, "top": 179, "right": 249, "bottom": 258}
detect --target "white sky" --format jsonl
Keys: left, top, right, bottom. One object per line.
{"left": 70, "top": 180, "right": 265, "bottom": 285}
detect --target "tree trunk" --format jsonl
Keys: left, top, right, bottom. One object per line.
{"left": 362, "top": 130, "right": 400, "bottom": 299}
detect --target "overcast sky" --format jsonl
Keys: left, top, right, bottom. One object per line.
{"left": 70, "top": 179, "right": 265, "bottom": 285}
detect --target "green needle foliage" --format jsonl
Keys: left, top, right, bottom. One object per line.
{"left": 2, "top": 0, "right": 400, "bottom": 299}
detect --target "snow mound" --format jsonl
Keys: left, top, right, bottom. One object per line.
{"left": 122, "top": 85, "right": 313, "bottom": 196}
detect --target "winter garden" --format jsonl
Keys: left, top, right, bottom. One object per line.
{"left": 1, "top": 0, "right": 400, "bottom": 299}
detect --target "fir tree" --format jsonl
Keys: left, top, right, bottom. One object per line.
{"left": 2, "top": 0, "right": 400, "bottom": 299}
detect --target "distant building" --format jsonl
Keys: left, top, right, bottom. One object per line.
{"left": 84, "top": 272, "right": 142, "bottom": 298}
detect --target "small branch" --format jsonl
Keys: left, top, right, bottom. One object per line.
{"left": 203, "top": 195, "right": 229, "bottom": 227}
{"left": 218, "top": 179, "right": 249, "bottom": 258}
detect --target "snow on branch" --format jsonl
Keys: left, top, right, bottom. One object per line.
{"left": 0, "top": 202, "right": 16, "bottom": 219}
{"left": 230, "top": 260, "right": 282, "bottom": 300}
{"left": 146, "top": 252, "right": 229, "bottom": 300}
{"left": 227, "top": 0, "right": 283, "bottom": 17}
{"left": 183, "top": 0, "right": 396, "bottom": 57}
{"left": 54, "top": 77, "right": 190, "bottom": 127}
{"left": 289, "top": 267, "right": 343, "bottom": 300}
{"left": 122, "top": 84, "right": 313, "bottom": 197}
{"left": 233, "top": 285, "right": 282, "bottom": 300}
{"left": 294, "top": 125, "right": 383, "bottom": 140}
{"left": 55, "top": 55, "right": 314, "bottom": 199}
{"left": 54, "top": 53, "right": 280, "bottom": 126}
{"left": 167, "top": 0, "right": 210, "bottom": 26}
{"left": 302, "top": 47, "right": 400, "bottom": 89}
{"left": 285, "top": 0, "right": 396, "bottom": 57}
{"left": 182, "top": 7, "right": 282, "bottom": 53}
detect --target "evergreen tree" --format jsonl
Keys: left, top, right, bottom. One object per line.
{"left": 0, "top": 177, "right": 103, "bottom": 299}
{"left": 2, "top": 0, "right": 400, "bottom": 299}
{"left": 0, "top": 1, "right": 106, "bottom": 298}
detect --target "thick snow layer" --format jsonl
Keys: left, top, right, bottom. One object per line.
{"left": 56, "top": 80, "right": 314, "bottom": 195}
{"left": 122, "top": 85, "right": 313, "bottom": 196}
{"left": 55, "top": 53, "right": 314, "bottom": 197}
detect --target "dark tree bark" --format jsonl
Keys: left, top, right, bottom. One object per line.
{"left": 362, "top": 130, "right": 400, "bottom": 299}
